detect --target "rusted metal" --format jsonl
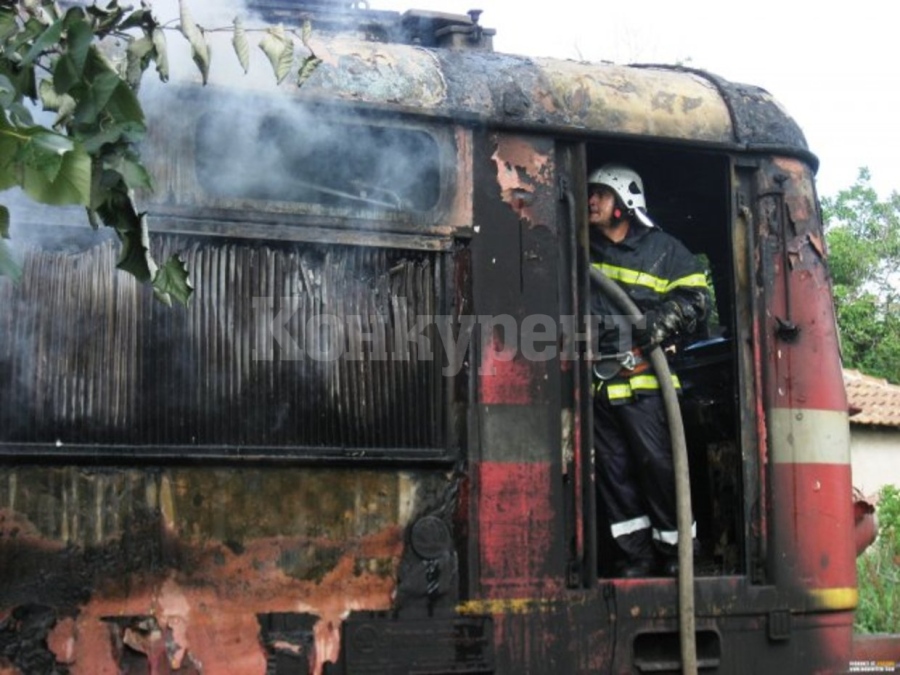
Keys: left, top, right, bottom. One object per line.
{"left": 0, "top": 467, "right": 452, "bottom": 673}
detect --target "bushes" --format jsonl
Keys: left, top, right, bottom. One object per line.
{"left": 855, "top": 484, "right": 900, "bottom": 633}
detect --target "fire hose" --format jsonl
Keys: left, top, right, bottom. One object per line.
{"left": 590, "top": 266, "right": 698, "bottom": 675}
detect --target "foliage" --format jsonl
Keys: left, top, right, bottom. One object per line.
{"left": 855, "top": 484, "right": 900, "bottom": 633}
{"left": 0, "top": 0, "right": 322, "bottom": 305}
{"left": 822, "top": 168, "right": 900, "bottom": 383}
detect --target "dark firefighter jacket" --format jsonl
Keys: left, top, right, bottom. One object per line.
{"left": 590, "top": 224, "right": 710, "bottom": 403}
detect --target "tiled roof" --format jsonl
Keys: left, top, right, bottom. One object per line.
{"left": 844, "top": 369, "right": 900, "bottom": 428}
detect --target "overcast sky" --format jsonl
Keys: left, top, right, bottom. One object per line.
{"left": 367, "top": 0, "right": 899, "bottom": 200}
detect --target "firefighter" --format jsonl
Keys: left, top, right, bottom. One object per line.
{"left": 588, "top": 163, "right": 709, "bottom": 578}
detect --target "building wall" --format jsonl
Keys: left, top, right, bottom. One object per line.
{"left": 850, "top": 426, "right": 900, "bottom": 497}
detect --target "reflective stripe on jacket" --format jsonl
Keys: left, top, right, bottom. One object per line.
{"left": 590, "top": 225, "right": 709, "bottom": 355}
{"left": 591, "top": 262, "right": 708, "bottom": 295}
{"left": 595, "top": 373, "right": 682, "bottom": 404}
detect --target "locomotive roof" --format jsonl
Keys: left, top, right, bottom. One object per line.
{"left": 191, "top": 2, "right": 814, "bottom": 166}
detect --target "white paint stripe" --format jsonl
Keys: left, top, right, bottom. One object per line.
{"left": 769, "top": 408, "right": 851, "bottom": 465}
{"left": 610, "top": 515, "right": 651, "bottom": 538}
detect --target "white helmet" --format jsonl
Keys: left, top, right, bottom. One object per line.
{"left": 588, "top": 163, "right": 655, "bottom": 228}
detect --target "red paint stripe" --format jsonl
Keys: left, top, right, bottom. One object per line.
{"left": 769, "top": 463, "right": 856, "bottom": 589}
{"left": 479, "top": 349, "right": 534, "bottom": 405}
{"left": 476, "top": 461, "right": 557, "bottom": 597}
{"left": 478, "top": 327, "right": 550, "bottom": 405}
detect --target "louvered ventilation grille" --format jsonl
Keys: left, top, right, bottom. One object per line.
{"left": 0, "top": 235, "right": 444, "bottom": 450}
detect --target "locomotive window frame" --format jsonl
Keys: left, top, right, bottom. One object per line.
{"left": 136, "top": 86, "right": 467, "bottom": 249}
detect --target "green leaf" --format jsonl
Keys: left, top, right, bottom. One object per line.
{"left": 114, "top": 213, "right": 154, "bottom": 283}
{"left": 259, "top": 25, "right": 293, "bottom": 85}
{"left": 53, "top": 52, "right": 81, "bottom": 95}
{"left": 0, "top": 124, "right": 77, "bottom": 189}
{"left": 73, "top": 51, "right": 122, "bottom": 124}
{"left": 301, "top": 19, "right": 313, "bottom": 47}
{"left": 152, "top": 254, "right": 193, "bottom": 306}
{"left": 0, "top": 9, "right": 17, "bottom": 44}
{"left": 56, "top": 94, "right": 76, "bottom": 126}
{"left": 1, "top": 50, "right": 38, "bottom": 100}
{"left": 39, "top": 79, "right": 76, "bottom": 127}
{"left": 179, "top": 0, "right": 210, "bottom": 85}
{"left": 21, "top": 139, "right": 91, "bottom": 206}
{"left": 0, "top": 202, "right": 8, "bottom": 238}
{"left": 21, "top": 18, "right": 63, "bottom": 67}
{"left": 232, "top": 16, "right": 250, "bottom": 74}
{"left": 39, "top": 79, "right": 62, "bottom": 110}
{"left": 93, "top": 175, "right": 159, "bottom": 287}
{"left": 0, "top": 237, "right": 21, "bottom": 282}
{"left": 0, "top": 129, "right": 22, "bottom": 192}
{"left": 296, "top": 55, "right": 321, "bottom": 88}
{"left": 12, "top": 17, "right": 47, "bottom": 54}
{"left": 80, "top": 120, "right": 145, "bottom": 153}
{"left": 0, "top": 74, "right": 15, "bottom": 109}
{"left": 21, "top": 130, "right": 68, "bottom": 183}
{"left": 119, "top": 8, "right": 152, "bottom": 32}
{"left": 6, "top": 101, "right": 34, "bottom": 126}
{"left": 62, "top": 11, "right": 94, "bottom": 73}
{"left": 105, "top": 80, "right": 146, "bottom": 126}
{"left": 107, "top": 150, "right": 153, "bottom": 191}
{"left": 85, "top": 0, "right": 126, "bottom": 36}
{"left": 126, "top": 35, "right": 154, "bottom": 88}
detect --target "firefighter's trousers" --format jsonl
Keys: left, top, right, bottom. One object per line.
{"left": 593, "top": 391, "right": 682, "bottom": 565}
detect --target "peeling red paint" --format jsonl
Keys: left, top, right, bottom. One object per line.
{"left": 490, "top": 136, "right": 551, "bottom": 224}
{"left": 47, "top": 616, "right": 77, "bottom": 666}
{"left": 62, "top": 545, "right": 399, "bottom": 674}
{"left": 6, "top": 518, "right": 404, "bottom": 675}
{"left": 809, "top": 232, "right": 826, "bottom": 260}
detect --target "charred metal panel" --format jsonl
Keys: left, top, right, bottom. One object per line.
{"left": 0, "top": 466, "right": 451, "bottom": 673}
{"left": 334, "top": 613, "right": 494, "bottom": 674}
{"left": 0, "top": 605, "right": 67, "bottom": 675}
{"left": 464, "top": 130, "right": 567, "bottom": 670}
{"left": 0, "top": 236, "right": 445, "bottom": 454}
{"left": 257, "top": 612, "right": 317, "bottom": 675}
{"left": 696, "top": 71, "right": 811, "bottom": 157}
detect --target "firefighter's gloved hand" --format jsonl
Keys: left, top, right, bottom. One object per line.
{"left": 642, "top": 301, "right": 684, "bottom": 348}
